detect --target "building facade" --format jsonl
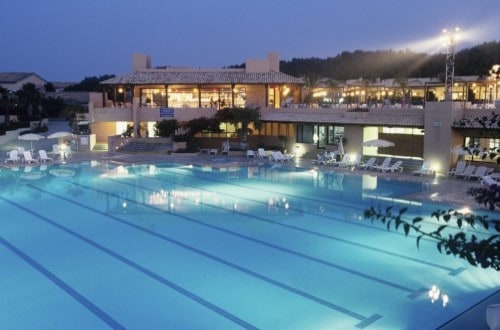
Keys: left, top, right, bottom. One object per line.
{"left": 88, "top": 54, "right": 499, "bottom": 173}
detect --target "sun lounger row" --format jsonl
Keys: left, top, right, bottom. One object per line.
{"left": 4, "top": 149, "right": 54, "bottom": 164}
{"left": 449, "top": 161, "right": 495, "bottom": 180}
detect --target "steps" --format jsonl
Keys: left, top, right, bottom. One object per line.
{"left": 115, "top": 139, "right": 172, "bottom": 153}
{"left": 93, "top": 142, "right": 108, "bottom": 151}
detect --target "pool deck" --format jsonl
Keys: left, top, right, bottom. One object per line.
{"left": 1, "top": 149, "right": 498, "bottom": 328}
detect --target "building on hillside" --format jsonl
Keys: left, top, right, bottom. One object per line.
{"left": 87, "top": 53, "right": 499, "bottom": 173}
{"left": 0, "top": 72, "right": 47, "bottom": 91}
{"left": 89, "top": 52, "right": 303, "bottom": 140}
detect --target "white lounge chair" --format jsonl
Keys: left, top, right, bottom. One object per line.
{"left": 380, "top": 160, "right": 404, "bottom": 173}
{"left": 331, "top": 153, "right": 350, "bottom": 167}
{"left": 481, "top": 173, "right": 500, "bottom": 187}
{"left": 257, "top": 148, "right": 266, "bottom": 158}
{"left": 271, "top": 151, "right": 291, "bottom": 162}
{"left": 23, "top": 151, "right": 39, "bottom": 164}
{"left": 468, "top": 166, "right": 488, "bottom": 180}
{"left": 38, "top": 149, "right": 53, "bottom": 162}
{"left": 220, "top": 142, "right": 230, "bottom": 155}
{"left": 413, "top": 161, "right": 433, "bottom": 175}
{"left": 246, "top": 150, "right": 256, "bottom": 158}
{"left": 449, "top": 160, "right": 466, "bottom": 177}
{"left": 454, "top": 165, "right": 475, "bottom": 179}
{"left": 5, "top": 150, "right": 20, "bottom": 163}
{"left": 372, "top": 157, "right": 392, "bottom": 171}
{"left": 358, "top": 157, "right": 376, "bottom": 170}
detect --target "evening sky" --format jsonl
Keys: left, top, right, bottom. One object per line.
{"left": 1, "top": 0, "right": 499, "bottom": 82}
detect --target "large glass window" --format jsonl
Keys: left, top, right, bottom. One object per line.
{"left": 167, "top": 85, "right": 199, "bottom": 108}
{"left": 296, "top": 124, "right": 344, "bottom": 146}
{"left": 140, "top": 88, "right": 167, "bottom": 107}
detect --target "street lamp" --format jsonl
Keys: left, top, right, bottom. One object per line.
{"left": 442, "top": 27, "right": 460, "bottom": 101}
{"left": 489, "top": 64, "right": 500, "bottom": 105}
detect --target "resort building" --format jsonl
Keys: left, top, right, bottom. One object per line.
{"left": 87, "top": 53, "right": 499, "bottom": 174}
{"left": 0, "top": 72, "right": 47, "bottom": 92}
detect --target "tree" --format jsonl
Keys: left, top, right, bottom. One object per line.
{"left": 364, "top": 203, "right": 500, "bottom": 270}
{"left": 65, "top": 75, "right": 116, "bottom": 92}
{"left": 0, "top": 86, "right": 13, "bottom": 127}
{"left": 215, "top": 107, "right": 262, "bottom": 143}
{"left": 154, "top": 119, "right": 179, "bottom": 138}
{"left": 16, "top": 83, "right": 44, "bottom": 119}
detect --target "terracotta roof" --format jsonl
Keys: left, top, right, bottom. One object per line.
{"left": 101, "top": 70, "right": 303, "bottom": 85}
{"left": 261, "top": 109, "right": 424, "bottom": 127}
{"left": 453, "top": 113, "right": 500, "bottom": 129}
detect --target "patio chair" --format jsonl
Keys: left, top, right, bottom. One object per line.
{"left": 413, "top": 161, "right": 433, "bottom": 175}
{"left": 5, "top": 150, "right": 20, "bottom": 163}
{"left": 467, "top": 166, "right": 488, "bottom": 180}
{"left": 23, "top": 151, "right": 39, "bottom": 164}
{"left": 271, "top": 151, "right": 291, "bottom": 162}
{"left": 38, "top": 149, "right": 53, "bottom": 162}
{"left": 380, "top": 160, "right": 404, "bottom": 173}
{"left": 481, "top": 173, "right": 500, "bottom": 187}
{"left": 246, "top": 150, "right": 256, "bottom": 158}
{"left": 331, "top": 153, "right": 350, "bottom": 167}
{"left": 372, "top": 157, "right": 392, "bottom": 171}
{"left": 257, "top": 148, "right": 266, "bottom": 158}
{"left": 358, "top": 157, "right": 376, "bottom": 170}
{"left": 220, "top": 142, "right": 230, "bottom": 155}
{"left": 454, "top": 165, "right": 475, "bottom": 179}
{"left": 449, "top": 160, "right": 466, "bottom": 177}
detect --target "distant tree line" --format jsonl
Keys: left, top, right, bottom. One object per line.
{"left": 278, "top": 41, "right": 500, "bottom": 81}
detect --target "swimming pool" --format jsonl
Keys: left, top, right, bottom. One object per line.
{"left": 1, "top": 161, "right": 498, "bottom": 329}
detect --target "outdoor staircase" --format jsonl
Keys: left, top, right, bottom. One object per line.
{"left": 115, "top": 139, "right": 172, "bottom": 153}
{"left": 93, "top": 142, "right": 108, "bottom": 152}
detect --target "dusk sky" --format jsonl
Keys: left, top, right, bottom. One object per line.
{"left": 2, "top": 0, "right": 499, "bottom": 82}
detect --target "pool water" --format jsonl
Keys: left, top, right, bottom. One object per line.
{"left": 0, "top": 161, "right": 498, "bottom": 329}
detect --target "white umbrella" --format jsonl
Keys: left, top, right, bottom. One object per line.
{"left": 337, "top": 137, "right": 344, "bottom": 156}
{"left": 362, "top": 139, "right": 395, "bottom": 148}
{"left": 47, "top": 131, "right": 73, "bottom": 139}
{"left": 18, "top": 133, "right": 45, "bottom": 151}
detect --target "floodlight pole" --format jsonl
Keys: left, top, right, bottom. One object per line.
{"left": 443, "top": 27, "right": 460, "bottom": 101}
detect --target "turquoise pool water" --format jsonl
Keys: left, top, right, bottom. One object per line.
{"left": 1, "top": 161, "right": 498, "bottom": 329}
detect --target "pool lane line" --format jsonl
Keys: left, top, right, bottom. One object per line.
{"left": 0, "top": 236, "right": 126, "bottom": 330}
{"left": 0, "top": 196, "right": 258, "bottom": 330}
{"left": 131, "top": 172, "right": 461, "bottom": 275}
{"left": 23, "top": 185, "right": 382, "bottom": 327}
{"left": 154, "top": 166, "right": 492, "bottom": 240}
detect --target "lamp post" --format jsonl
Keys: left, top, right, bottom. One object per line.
{"left": 489, "top": 64, "right": 500, "bottom": 105}
{"left": 442, "top": 27, "right": 460, "bottom": 101}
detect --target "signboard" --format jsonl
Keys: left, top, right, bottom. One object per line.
{"left": 160, "top": 107, "right": 174, "bottom": 118}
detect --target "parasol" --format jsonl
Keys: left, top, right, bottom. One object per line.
{"left": 362, "top": 139, "right": 395, "bottom": 148}
{"left": 18, "top": 133, "right": 45, "bottom": 151}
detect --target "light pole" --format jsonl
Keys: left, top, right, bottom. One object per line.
{"left": 489, "top": 64, "right": 500, "bottom": 105}
{"left": 442, "top": 27, "right": 460, "bottom": 101}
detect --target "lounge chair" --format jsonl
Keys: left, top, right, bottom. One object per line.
{"left": 468, "top": 166, "right": 488, "bottom": 180}
{"left": 413, "top": 161, "right": 433, "bottom": 175}
{"left": 481, "top": 173, "right": 500, "bottom": 187}
{"left": 454, "top": 165, "right": 475, "bottom": 179}
{"left": 380, "top": 160, "right": 404, "bottom": 173}
{"left": 5, "top": 150, "right": 20, "bottom": 163}
{"left": 38, "top": 149, "right": 53, "bottom": 162}
{"left": 246, "top": 150, "right": 256, "bottom": 158}
{"left": 358, "top": 157, "right": 376, "bottom": 170}
{"left": 257, "top": 148, "right": 266, "bottom": 158}
{"left": 220, "top": 142, "right": 230, "bottom": 155}
{"left": 449, "top": 160, "right": 466, "bottom": 177}
{"left": 331, "top": 153, "right": 350, "bottom": 167}
{"left": 271, "top": 151, "right": 291, "bottom": 162}
{"left": 372, "top": 157, "right": 392, "bottom": 171}
{"left": 23, "top": 151, "right": 39, "bottom": 164}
